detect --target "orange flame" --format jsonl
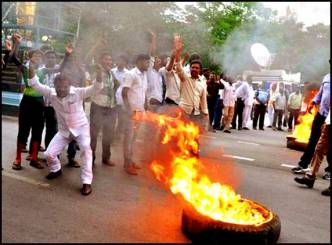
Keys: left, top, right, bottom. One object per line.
{"left": 291, "top": 90, "right": 319, "bottom": 143}
{"left": 135, "top": 111, "right": 272, "bottom": 226}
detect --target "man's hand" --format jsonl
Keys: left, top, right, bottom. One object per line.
{"left": 12, "top": 33, "right": 22, "bottom": 44}
{"left": 308, "top": 101, "right": 316, "bottom": 113}
{"left": 65, "top": 43, "right": 74, "bottom": 55}
{"left": 173, "top": 33, "right": 182, "bottom": 62}
{"left": 148, "top": 29, "right": 157, "bottom": 40}
{"left": 96, "top": 64, "right": 103, "bottom": 83}
{"left": 4, "top": 40, "right": 12, "bottom": 51}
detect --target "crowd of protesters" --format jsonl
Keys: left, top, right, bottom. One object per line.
{"left": 2, "top": 32, "right": 330, "bottom": 196}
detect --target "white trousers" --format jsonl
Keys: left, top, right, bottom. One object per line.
{"left": 242, "top": 104, "right": 252, "bottom": 128}
{"left": 44, "top": 126, "right": 93, "bottom": 185}
{"left": 268, "top": 105, "right": 274, "bottom": 126}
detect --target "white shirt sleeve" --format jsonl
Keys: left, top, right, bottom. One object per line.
{"left": 28, "top": 75, "right": 53, "bottom": 98}
{"left": 75, "top": 80, "right": 103, "bottom": 99}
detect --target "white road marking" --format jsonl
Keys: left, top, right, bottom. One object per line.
{"left": 222, "top": 154, "right": 255, "bottom": 162}
{"left": 201, "top": 135, "right": 217, "bottom": 139}
{"left": 281, "top": 164, "right": 297, "bottom": 168}
{"left": 237, "top": 141, "right": 260, "bottom": 146}
{"left": 2, "top": 171, "right": 50, "bottom": 188}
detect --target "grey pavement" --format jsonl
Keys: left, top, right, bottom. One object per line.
{"left": 1, "top": 112, "right": 330, "bottom": 243}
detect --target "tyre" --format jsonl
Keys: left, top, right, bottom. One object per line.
{"left": 182, "top": 201, "right": 281, "bottom": 244}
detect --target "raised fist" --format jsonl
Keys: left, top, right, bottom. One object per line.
{"left": 65, "top": 43, "right": 74, "bottom": 54}
{"left": 4, "top": 39, "right": 12, "bottom": 51}
{"left": 12, "top": 33, "right": 22, "bottom": 44}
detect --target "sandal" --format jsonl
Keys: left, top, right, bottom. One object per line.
{"left": 12, "top": 162, "right": 23, "bottom": 170}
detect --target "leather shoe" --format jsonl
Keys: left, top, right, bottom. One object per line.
{"left": 67, "top": 159, "right": 80, "bottom": 168}
{"left": 294, "top": 176, "right": 315, "bottom": 188}
{"left": 124, "top": 165, "right": 138, "bottom": 175}
{"left": 321, "top": 187, "right": 331, "bottom": 196}
{"left": 102, "top": 160, "right": 115, "bottom": 167}
{"left": 46, "top": 169, "right": 62, "bottom": 180}
{"left": 30, "top": 160, "right": 44, "bottom": 169}
{"left": 81, "top": 184, "right": 92, "bottom": 196}
{"left": 132, "top": 162, "right": 142, "bottom": 170}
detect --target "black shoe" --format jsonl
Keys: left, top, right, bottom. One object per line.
{"left": 321, "top": 187, "right": 331, "bottom": 196}
{"left": 46, "top": 169, "right": 62, "bottom": 180}
{"left": 253, "top": 127, "right": 257, "bottom": 130}
{"left": 267, "top": 125, "right": 272, "bottom": 128}
{"left": 238, "top": 127, "right": 242, "bottom": 130}
{"left": 277, "top": 128, "right": 284, "bottom": 131}
{"left": 294, "top": 176, "right": 315, "bottom": 188}
{"left": 67, "top": 159, "right": 80, "bottom": 168}
{"left": 242, "top": 127, "right": 250, "bottom": 130}
{"left": 216, "top": 126, "right": 224, "bottom": 131}
{"left": 223, "top": 129, "right": 231, "bottom": 133}
{"left": 30, "top": 160, "right": 44, "bottom": 169}
{"left": 322, "top": 172, "right": 330, "bottom": 180}
{"left": 81, "top": 184, "right": 92, "bottom": 195}
{"left": 259, "top": 128, "right": 264, "bottom": 131}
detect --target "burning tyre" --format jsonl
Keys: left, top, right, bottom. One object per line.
{"left": 182, "top": 200, "right": 281, "bottom": 244}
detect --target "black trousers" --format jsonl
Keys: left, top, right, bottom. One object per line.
{"left": 232, "top": 98, "right": 245, "bottom": 129}
{"left": 207, "top": 96, "right": 218, "bottom": 125}
{"left": 253, "top": 104, "right": 267, "bottom": 129}
{"left": 18, "top": 95, "right": 44, "bottom": 147}
{"left": 272, "top": 109, "right": 284, "bottom": 129}
{"left": 90, "top": 102, "right": 117, "bottom": 163}
{"left": 44, "top": 106, "right": 58, "bottom": 149}
{"left": 288, "top": 109, "right": 300, "bottom": 130}
{"left": 213, "top": 97, "right": 223, "bottom": 129}
{"left": 299, "top": 112, "right": 326, "bottom": 168}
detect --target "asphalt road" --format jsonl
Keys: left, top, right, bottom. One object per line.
{"left": 1, "top": 113, "right": 330, "bottom": 243}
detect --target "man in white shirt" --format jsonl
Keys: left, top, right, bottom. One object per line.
{"left": 112, "top": 55, "right": 130, "bottom": 141}
{"left": 242, "top": 76, "right": 255, "bottom": 130}
{"left": 221, "top": 76, "right": 236, "bottom": 133}
{"left": 232, "top": 76, "right": 247, "bottom": 130}
{"left": 163, "top": 54, "right": 181, "bottom": 106}
{"left": 28, "top": 63, "right": 103, "bottom": 196}
{"left": 122, "top": 54, "right": 150, "bottom": 175}
{"left": 90, "top": 52, "right": 119, "bottom": 168}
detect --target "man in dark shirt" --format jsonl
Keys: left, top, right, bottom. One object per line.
{"left": 206, "top": 72, "right": 224, "bottom": 132}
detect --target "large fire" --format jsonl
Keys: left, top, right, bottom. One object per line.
{"left": 134, "top": 111, "right": 272, "bottom": 226}
{"left": 290, "top": 90, "right": 319, "bottom": 143}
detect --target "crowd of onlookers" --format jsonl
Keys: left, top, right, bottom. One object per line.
{"left": 2, "top": 32, "right": 330, "bottom": 196}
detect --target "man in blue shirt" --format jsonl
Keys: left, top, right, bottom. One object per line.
{"left": 253, "top": 82, "right": 269, "bottom": 130}
{"left": 292, "top": 68, "right": 330, "bottom": 175}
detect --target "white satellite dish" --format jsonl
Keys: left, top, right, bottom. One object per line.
{"left": 250, "top": 43, "right": 272, "bottom": 67}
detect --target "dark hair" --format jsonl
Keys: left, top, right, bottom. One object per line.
{"left": 189, "top": 53, "right": 200, "bottom": 63}
{"left": 136, "top": 54, "right": 150, "bottom": 64}
{"left": 202, "top": 68, "right": 210, "bottom": 73}
{"left": 44, "top": 50, "right": 57, "bottom": 57}
{"left": 99, "top": 52, "right": 112, "bottom": 60}
{"left": 160, "top": 54, "right": 169, "bottom": 60}
{"left": 54, "top": 73, "right": 70, "bottom": 86}
{"left": 190, "top": 59, "right": 202, "bottom": 70}
{"left": 28, "top": 49, "right": 43, "bottom": 59}
{"left": 117, "top": 54, "right": 129, "bottom": 64}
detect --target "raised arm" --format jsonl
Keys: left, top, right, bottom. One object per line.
{"left": 59, "top": 42, "right": 73, "bottom": 71}
{"left": 28, "top": 62, "right": 53, "bottom": 98}
{"left": 76, "top": 64, "right": 103, "bottom": 99}
{"left": 148, "top": 29, "right": 157, "bottom": 58}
